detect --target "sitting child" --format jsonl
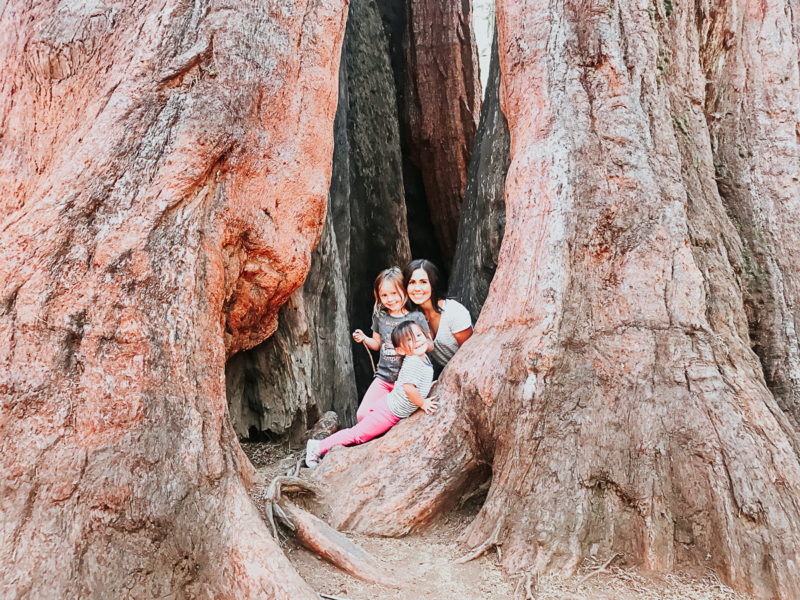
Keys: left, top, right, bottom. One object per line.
{"left": 306, "top": 320, "right": 436, "bottom": 467}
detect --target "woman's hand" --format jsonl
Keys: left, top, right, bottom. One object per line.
{"left": 352, "top": 329, "right": 366, "bottom": 343}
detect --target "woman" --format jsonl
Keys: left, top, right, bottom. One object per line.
{"left": 404, "top": 259, "right": 473, "bottom": 369}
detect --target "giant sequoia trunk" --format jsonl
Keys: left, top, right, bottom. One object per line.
{"left": 399, "top": 0, "right": 482, "bottom": 263}
{"left": 225, "top": 58, "right": 357, "bottom": 439}
{"left": 449, "top": 28, "right": 509, "bottom": 319}
{"left": 225, "top": 195, "right": 357, "bottom": 439}
{"left": 315, "top": 0, "right": 800, "bottom": 598}
{"left": 705, "top": 0, "right": 800, "bottom": 434}
{"left": 0, "top": 1, "right": 346, "bottom": 597}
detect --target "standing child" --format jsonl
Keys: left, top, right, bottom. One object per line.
{"left": 306, "top": 320, "right": 436, "bottom": 466}
{"left": 351, "top": 267, "right": 429, "bottom": 424}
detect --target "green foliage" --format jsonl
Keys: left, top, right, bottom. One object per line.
{"left": 672, "top": 113, "right": 691, "bottom": 139}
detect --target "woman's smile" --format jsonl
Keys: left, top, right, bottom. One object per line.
{"left": 407, "top": 268, "right": 432, "bottom": 305}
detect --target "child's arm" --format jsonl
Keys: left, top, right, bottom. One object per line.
{"left": 353, "top": 329, "right": 381, "bottom": 351}
{"left": 403, "top": 383, "right": 438, "bottom": 414}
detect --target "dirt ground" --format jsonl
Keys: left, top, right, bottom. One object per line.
{"left": 242, "top": 440, "right": 755, "bottom": 600}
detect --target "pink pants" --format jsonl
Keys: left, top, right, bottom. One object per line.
{"left": 319, "top": 378, "right": 399, "bottom": 455}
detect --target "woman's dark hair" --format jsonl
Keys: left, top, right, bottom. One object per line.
{"left": 403, "top": 258, "right": 445, "bottom": 314}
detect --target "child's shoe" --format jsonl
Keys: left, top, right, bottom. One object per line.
{"left": 305, "top": 439, "right": 321, "bottom": 467}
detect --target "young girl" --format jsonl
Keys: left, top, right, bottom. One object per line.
{"left": 306, "top": 320, "right": 436, "bottom": 466}
{"left": 351, "top": 267, "right": 429, "bottom": 423}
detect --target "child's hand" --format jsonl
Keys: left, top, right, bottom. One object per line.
{"left": 421, "top": 395, "right": 438, "bottom": 414}
{"left": 353, "top": 329, "right": 366, "bottom": 343}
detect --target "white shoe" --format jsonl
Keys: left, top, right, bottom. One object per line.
{"left": 305, "top": 439, "right": 322, "bottom": 467}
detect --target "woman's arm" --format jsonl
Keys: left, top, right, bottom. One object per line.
{"left": 353, "top": 329, "right": 381, "bottom": 351}
{"left": 453, "top": 326, "right": 473, "bottom": 347}
{"left": 403, "top": 383, "right": 438, "bottom": 414}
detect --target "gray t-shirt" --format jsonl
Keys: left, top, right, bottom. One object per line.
{"left": 386, "top": 354, "right": 434, "bottom": 418}
{"left": 371, "top": 310, "right": 430, "bottom": 382}
{"left": 430, "top": 299, "right": 472, "bottom": 367}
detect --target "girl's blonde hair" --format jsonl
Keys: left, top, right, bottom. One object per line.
{"left": 373, "top": 266, "right": 407, "bottom": 316}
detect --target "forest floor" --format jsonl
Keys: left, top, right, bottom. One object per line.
{"left": 242, "top": 440, "right": 756, "bottom": 600}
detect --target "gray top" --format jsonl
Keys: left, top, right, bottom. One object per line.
{"left": 386, "top": 354, "right": 434, "bottom": 418}
{"left": 371, "top": 310, "right": 430, "bottom": 382}
{"left": 430, "top": 299, "right": 472, "bottom": 367}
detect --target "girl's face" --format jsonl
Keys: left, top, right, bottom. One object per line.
{"left": 406, "top": 268, "right": 432, "bottom": 306}
{"left": 378, "top": 281, "right": 405, "bottom": 313}
{"left": 399, "top": 324, "right": 429, "bottom": 357}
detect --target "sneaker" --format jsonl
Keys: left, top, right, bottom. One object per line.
{"left": 305, "top": 438, "right": 322, "bottom": 468}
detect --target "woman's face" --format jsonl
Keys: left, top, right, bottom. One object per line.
{"left": 407, "top": 268, "right": 432, "bottom": 306}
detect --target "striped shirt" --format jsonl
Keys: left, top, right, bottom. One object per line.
{"left": 385, "top": 355, "right": 434, "bottom": 418}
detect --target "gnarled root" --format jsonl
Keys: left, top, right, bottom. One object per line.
{"left": 454, "top": 519, "right": 503, "bottom": 564}
{"left": 264, "top": 475, "right": 402, "bottom": 588}
{"left": 280, "top": 501, "right": 403, "bottom": 588}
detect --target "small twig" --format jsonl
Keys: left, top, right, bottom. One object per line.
{"left": 524, "top": 572, "right": 537, "bottom": 600}
{"left": 454, "top": 520, "right": 503, "bottom": 564}
{"left": 264, "top": 503, "right": 279, "bottom": 539}
{"left": 577, "top": 552, "right": 620, "bottom": 585}
{"left": 273, "top": 502, "right": 295, "bottom": 531}
{"left": 319, "top": 594, "right": 352, "bottom": 600}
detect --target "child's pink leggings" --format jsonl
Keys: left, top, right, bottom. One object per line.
{"left": 319, "top": 377, "right": 400, "bottom": 455}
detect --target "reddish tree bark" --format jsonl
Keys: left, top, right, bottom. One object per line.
{"left": 402, "top": 0, "right": 482, "bottom": 262}
{"left": 0, "top": 0, "right": 346, "bottom": 597}
{"left": 704, "top": 0, "right": 800, "bottom": 434}
{"left": 315, "top": 0, "right": 800, "bottom": 598}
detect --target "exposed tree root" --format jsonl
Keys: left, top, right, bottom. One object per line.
{"left": 264, "top": 475, "right": 402, "bottom": 588}
{"left": 524, "top": 572, "right": 537, "bottom": 600}
{"left": 281, "top": 502, "right": 403, "bottom": 588}
{"left": 577, "top": 553, "right": 621, "bottom": 585}
{"left": 513, "top": 571, "right": 538, "bottom": 600}
{"left": 454, "top": 519, "right": 503, "bottom": 564}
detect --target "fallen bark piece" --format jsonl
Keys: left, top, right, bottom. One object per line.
{"left": 307, "top": 411, "right": 341, "bottom": 442}
{"left": 280, "top": 501, "right": 403, "bottom": 589}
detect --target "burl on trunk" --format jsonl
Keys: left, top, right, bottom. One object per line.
{"left": 0, "top": 1, "right": 346, "bottom": 598}
{"left": 315, "top": 0, "right": 800, "bottom": 598}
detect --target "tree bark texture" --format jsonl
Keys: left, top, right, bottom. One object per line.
{"left": 225, "top": 194, "right": 357, "bottom": 439}
{"left": 342, "top": 0, "right": 415, "bottom": 394}
{"left": 376, "top": 0, "right": 446, "bottom": 269}
{"left": 226, "top": 43, "right": 360, "bottom": 437}
{"left": 0, "top": 1, "right": 346, "bottom": 597}
{"left": 315, "top": 0, "right": 800, "bottom": 598}
{"left": 400, "top": 0, "right": 482, "bottom": 263}
{"left": 449, "top": 28, "right": 509, "bottom": 320}
{"left": 704, "top": 0, "right": 800, "bottom": 434}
